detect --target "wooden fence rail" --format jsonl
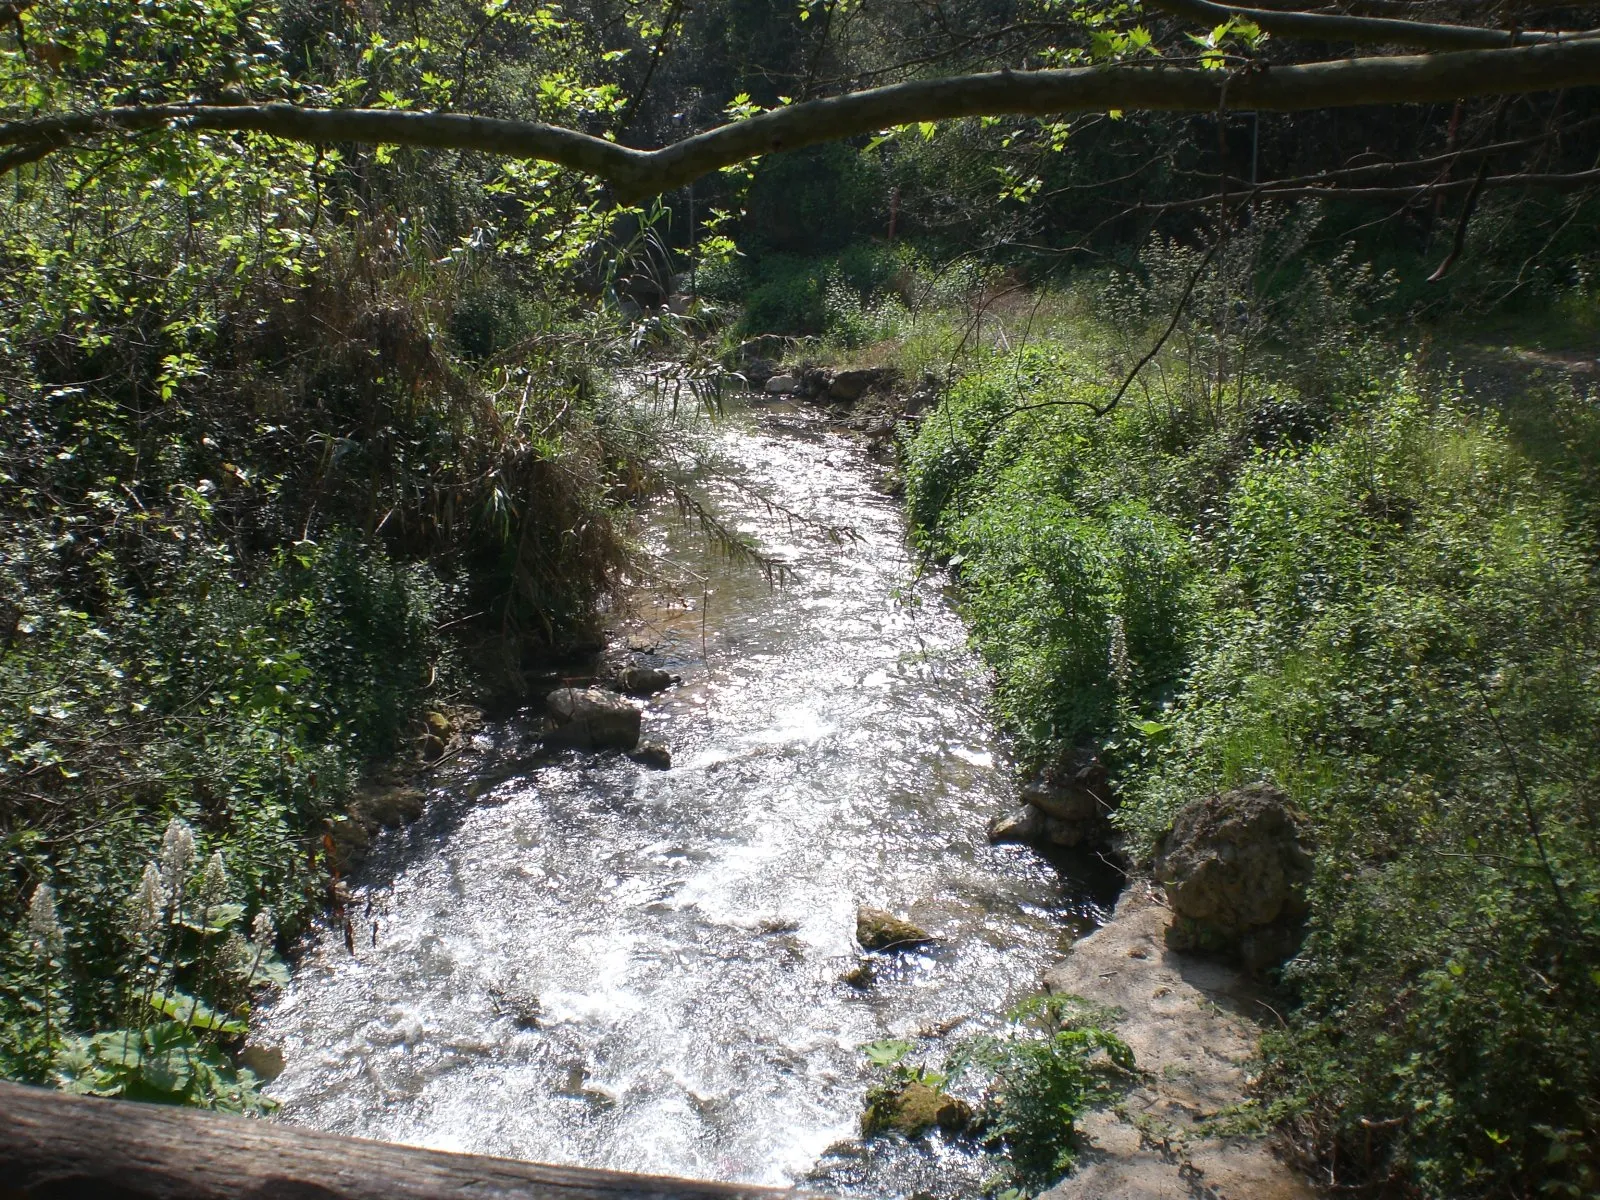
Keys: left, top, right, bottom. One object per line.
{"left": 0, "top": 1081, "right": 802, "bottom": 1200}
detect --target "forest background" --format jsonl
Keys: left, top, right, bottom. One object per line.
{"left": 1, "top": 0, "right": 1598, "bottom": 1197}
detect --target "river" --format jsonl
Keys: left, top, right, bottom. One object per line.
{"left": 254, "top": 394, "right": 1120, "bottom": 1196}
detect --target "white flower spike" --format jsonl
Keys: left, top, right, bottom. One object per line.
{"left": 28, "top": 883, "right": 64, "bottom": 957}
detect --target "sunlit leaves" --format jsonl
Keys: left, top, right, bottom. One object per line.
{"left": 1188, "top": 16, "right": 1266, "bottom": 67}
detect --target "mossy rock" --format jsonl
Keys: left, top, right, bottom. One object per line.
{"left": 856, "top": 906, "right": 932, "bottom": 952}
{"left": 861, "top": 1081, "right": 972, "bottom": 1138}
{"left": 324, "top": 814, "right": 372, "bottom": 874}
{"left": 351, "top": 784, "right": 426, "bottom": 830}
{"left": 840, "top": 959, "right": 876, "bottom": 989}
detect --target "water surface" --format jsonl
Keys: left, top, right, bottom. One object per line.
{"left": 257, "top": 399, "right": 1117, "bottom": 1194}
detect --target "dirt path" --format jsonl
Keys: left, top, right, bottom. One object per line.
{"left": 1039, "top": 884, "right": 1317, "bottom": 1200}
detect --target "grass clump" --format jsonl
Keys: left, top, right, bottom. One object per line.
{"left": 900, "top": 233, "right": 1600, "bottom": 1197}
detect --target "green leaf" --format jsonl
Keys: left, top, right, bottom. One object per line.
{"left": 149, "top": 990, "right": 248, "bottom": 1036}
{"left": 89, "top": 1030, "right": 144, "bottom": 1069}
{"left": 140, "top": 1048, "right": 196, "bottom": 1093}
{"left": 181, "top": 902, "right": 245, "bottom": 934}
{"left": 863, "top": 1038, "right": 913, "bottom": 1067}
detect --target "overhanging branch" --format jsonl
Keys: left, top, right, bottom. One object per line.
{"left": 1145, "top": 0, "right": 1595, "bottom": 51}
{"left": 6, "top": 39, "right": 1600, "bottom": 200}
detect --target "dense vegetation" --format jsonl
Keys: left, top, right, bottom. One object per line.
{"left": 889, "top": 236, "right": 1600, "bottom": 1196}
{"left": 4, "top": 0, "right": 1600, "bottom": 1195}
{"left": 864, "top": 995, "right": 1135, "bottom": 1196}
{"left": 0, "top": 0, "right": 656, "bottom": 1104}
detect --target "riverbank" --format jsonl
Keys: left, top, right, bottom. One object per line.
{"left": 1039, "top": 884, "right": 1314, "bottom": 1200}
{"left": 870, "top": 290, "right": 1600, "bottom": 1197}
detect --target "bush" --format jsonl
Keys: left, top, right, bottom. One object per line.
{"left": 862, "top": 995, "right": 1134, "bottom": 1197}
{"left": 0, "top": 528, "right": 445, "bottom": 1083}
{"left": 1125, "top": 391, "right": 1600, "bottom": 1198}
{"left": 0, "top": 0, "right": 646, "bottom": 1110}
{"left": 902, "top": 262, "right": 1600, "bottom": 1197}
{"left": 904, "top": 347, "right": 1196, "bottom": 762}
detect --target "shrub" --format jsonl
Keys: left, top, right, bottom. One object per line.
{"left": 861, "top": 995, "right": 1134, "bottom": 1197}
{"left": 901, "top": 266, "right": 1600, "bottom": 1196}
{"left": 1124, "top": 391, "right": 1600, "bottom": 1197}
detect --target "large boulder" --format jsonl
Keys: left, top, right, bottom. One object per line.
{"left": 988, "top": 805, "right": 1046, "bottom": 844}
{"left": 1021, "top": 777, "right": 1101, "bottom": 823}
{"left": 545, "top": 687, "right": 642, "bottom": 751}
{"left": 1019, "top": 754, "right": 1112, "bottom": 846}
{"left": 1152, "top": 785, "right": 1313, "bottom": 968}
{"left": 740, "top": 357, "right": 778, "bottom": 387}
{"left": 351, "top": 784, "right": 425, "bottom": 830}
{"left": 856, "top": 907, "right": 932, "bottom": 952}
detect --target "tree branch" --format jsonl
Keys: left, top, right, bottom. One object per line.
{"left": 7, "top": 39, "right": 1600, "bottom": 199}
{"left": 1144, "top": 0, "right": 1594, "bottom": 50}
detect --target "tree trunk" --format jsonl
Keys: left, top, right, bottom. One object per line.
{"left": 0, "top": 1080, "right": 800, "bottom": 1200}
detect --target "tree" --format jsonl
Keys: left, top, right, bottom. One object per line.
{"left": 5, "top": 2, "right": 1600, "bottom": 202}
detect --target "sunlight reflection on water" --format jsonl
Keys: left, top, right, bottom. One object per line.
{"left": 255, "top": 398, "right": 1118, "bottom": 1194}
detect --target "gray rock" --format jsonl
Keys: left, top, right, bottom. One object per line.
{"left": 1043, "top": 815, "right": 1094, "bottom": 847}
{"left": 827, "top": 367, "right": 885, "bottom": 402}
{"left": 988, "top": 805, "right": 1046, "bottom": 843}
{"left": 618, "top": 665, "right": 675, "bottom": 696}
{"left": 764, "top": 374, "right": 799, "bottom": 394}
{"left": 545, "top": 687, "right": 642, "bottom": 750}
{"left": 351, "top": 784, "right": 425, "bottom": 830}
{"left": 324, "top": 814, "right": 372, "bottom": 874}
{"left": 1021, "top": 777, "right": 1102, "bottom": 822}
{"left": 238, "top": 1044, "right": 286, "bottom": 1082}
{"left": 856, "top": 906, "right": 932, "bottom": 952}
{"left": 741, "top": 357, "right": 777, "bottom": 387}
{"left": 1152, "top": 784, "right": 1312, "bottom": 967}
{"left": 628, "top": 740, "right": 672, "bottom": 770}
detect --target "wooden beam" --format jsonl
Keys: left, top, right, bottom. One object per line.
{"left": 0, "top": 1080, "right": 803, "bottom": 1200}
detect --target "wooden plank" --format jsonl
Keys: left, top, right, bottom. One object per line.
{"left": 0, "top": 1080, "right": 804, "bottom": 1200}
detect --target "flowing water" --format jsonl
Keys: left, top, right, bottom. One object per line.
{"left": 255, "top": 396, "right": 1119, "bottom": 1196}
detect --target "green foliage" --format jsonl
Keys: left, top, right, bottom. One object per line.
{"left": 902, "top": 241, "right": 1600, "bottom": 1197}
{"left": 5, "top": 823, "right": 289, "bottom": 1111}
{"left": 1126, "top": 392, "right": 1600, "bottom": 1198}
{"left": 58, "top": 1020, "right": 273, "bottom": 1113}
{"left": 861, "top": 995, "right": 1134, "bottom": 1196}
{"left": 904, "top": 346, "right": 1196, "bottom": 761}
{"left": 739, "top": 143, "right": 889, "bottom": 258}
{"left": 737, "top": 243, "right": 916, "bottom": 339}
{"left": 0, "top": 0, "right": 650, "bottom": 1111}
{"left": 953, "top": 1018, "right": 1133, "bottom": 1194}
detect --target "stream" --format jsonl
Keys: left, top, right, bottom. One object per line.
{"left": 254, "top": 395, "right": 1120, "bottom": 1196}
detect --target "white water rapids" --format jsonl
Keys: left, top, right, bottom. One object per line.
{"left": 254, "top": 398, "right": 1117, "bottom": 1196}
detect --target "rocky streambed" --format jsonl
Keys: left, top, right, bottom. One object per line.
{"left": 251, "top": 393, "right": 1120, "bottom": 1195}
{"left": 252, "top": 386, "right": 1314, "bottom": 1200}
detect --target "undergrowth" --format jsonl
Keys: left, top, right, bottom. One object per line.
{"left": 862, "top": 995, "right": 1135, "bottom": 1197}
{"left": 898, "top": 226, "right": 1600, "bottom": 1198}
{"left": 0, "top": 0, "right": 657, "bottom": 1107}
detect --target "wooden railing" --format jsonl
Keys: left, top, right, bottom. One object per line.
{"left": 0, "top": 1080, "right": 802, "bottom": 1200}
